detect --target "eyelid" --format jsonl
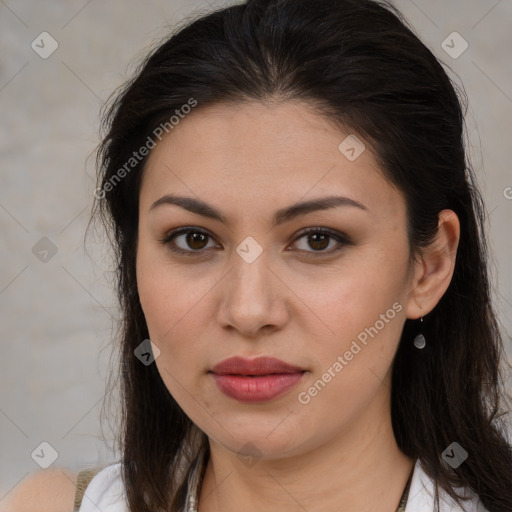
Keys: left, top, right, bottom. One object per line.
{"left": 158, "top": 226, "right": 351, "bottom": 256}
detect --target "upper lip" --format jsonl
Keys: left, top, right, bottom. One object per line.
{"left": 210, "top": 356, "right": 305, "bottom": 375}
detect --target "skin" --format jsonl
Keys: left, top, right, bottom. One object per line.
{"left": 0, "top": 468, "right": 77, "bottom": 511}
{"left": 136, "top": 100, "right": 460, "bottom": 512}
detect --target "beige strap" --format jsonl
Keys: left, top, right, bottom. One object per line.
{"left": 73, "top": 468, "right": 103, "bottom": 511}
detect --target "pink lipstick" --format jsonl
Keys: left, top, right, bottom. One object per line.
{"left": 210, "top": 356, "right": 306, "bottom": 403}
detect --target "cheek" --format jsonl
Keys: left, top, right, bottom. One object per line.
{"left": 136, "top": 239, "right": 194, "bottom": 338}
{"left": 295, "top": 248, "right": 409, "bottom": 392}
{"left": 295, "top": 295, "right": 405, "bottom": 436}
{"left": 136, "top": 252, "right": 207, "bottom": 410}
{"left": 300, "top": 258, "right": 407, "bottom": 340}
{"left": 136, "top": 241, "right": 214, "bottom": 382}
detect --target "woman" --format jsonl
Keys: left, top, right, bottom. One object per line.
{"left": 9, "top": 0, "right": 512, "bottom": 511}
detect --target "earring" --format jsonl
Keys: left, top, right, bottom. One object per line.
{"left": 413, "top": 317, "right": 426, "bottom": 349}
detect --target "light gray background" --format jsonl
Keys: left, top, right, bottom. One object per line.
{"left": 1, "top": 0, "right": 511, "bottom": 499}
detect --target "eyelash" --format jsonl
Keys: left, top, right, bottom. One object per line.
{"left": 157, "top": 226, "right": 351, "bottom": 258}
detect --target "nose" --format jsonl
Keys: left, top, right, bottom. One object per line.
{"left": 217, "top": 249, "right": 290, "bottom": 337}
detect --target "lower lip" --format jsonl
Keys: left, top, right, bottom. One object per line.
{"left": 211, "top": 372, "right": 305, "bottom": 403}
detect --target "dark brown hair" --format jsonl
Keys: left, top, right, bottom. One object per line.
{"left": 89, "top": 0, "right": 512, "bottom": 510}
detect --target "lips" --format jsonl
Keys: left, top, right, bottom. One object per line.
{"left": 210, "top": 356, "right": 304, "bottom": 376}
{"left": 209, "top": 356, "right": 306, "bottom": 402}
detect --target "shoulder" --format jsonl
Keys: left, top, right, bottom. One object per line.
{"left": 1, "top": 464, "right": 123, "bottom": 512}
{"left": 0, "top": 467, "right": 77, "bottom": 512}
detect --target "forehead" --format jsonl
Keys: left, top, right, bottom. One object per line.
{"left": 139, "top": 100, "right": 404, "bottom": 222}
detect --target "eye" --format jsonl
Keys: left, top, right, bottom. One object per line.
{"left": 158, "top": 227, "right": 219, "bottom": 256}
{"left": 290, "top": 227, "right": 350, "bottom": 255}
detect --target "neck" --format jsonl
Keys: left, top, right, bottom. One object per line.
{"left": 197, "top": 383, "right": 415, "bottom": 512}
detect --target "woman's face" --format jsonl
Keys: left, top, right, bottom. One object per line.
{"left": 136, "top": 100, "right": 418, "bottom": 459}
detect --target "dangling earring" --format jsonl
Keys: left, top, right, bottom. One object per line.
{"left": 413, "top": 317, "right": 426, "bottom": 349}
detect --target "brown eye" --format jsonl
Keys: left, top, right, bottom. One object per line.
{"left": 292, "top": 228, "right": 349, "bottom": 255}
{"left": 305, "top": 233, "right": 330, "bottom": 251}
{"left": 159, "top": 228, "right": 218, "bottom": 256}
{"left": 184, "top": 232, "right": 209, "bottom": 250}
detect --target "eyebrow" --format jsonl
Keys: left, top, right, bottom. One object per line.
{"left": 149, "top": 193, "right": 368, "bottom": 227}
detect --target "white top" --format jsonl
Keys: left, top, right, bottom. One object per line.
{"left": 77, "top": 449, "right": 490, "bottom": 512}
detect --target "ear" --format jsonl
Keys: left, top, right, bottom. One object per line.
{"left": 405, "top": 209, "right": 460, "bottom": 320}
